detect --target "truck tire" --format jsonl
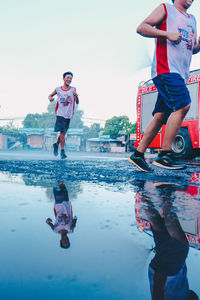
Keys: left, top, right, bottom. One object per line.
{"left": 172, "top": 128, "right": 194, "bottom": 159}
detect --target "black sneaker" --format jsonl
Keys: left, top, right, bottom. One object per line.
{"left": 61, "top": 149, "right": 67, "bottom": 159}
{"left": 53, "top": 143, "right": 58, "bottom": 156}
{"left": 153, "top": 152, "right": 186, "bottom": 170}
{"left": 129, "top": 152, "right": 153, "bottom": 172}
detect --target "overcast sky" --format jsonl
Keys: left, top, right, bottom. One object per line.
{"left": 1, "top": 0, "right": 200, "bottom": 126}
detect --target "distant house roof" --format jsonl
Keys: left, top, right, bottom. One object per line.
{"left": 21, "top": 128, "right": 83, "bottom": 136}
{"left": 87, "top": 137, "right": 121, "bottom": 143}
{"left": 20, "top": 128, "right": 45, "bottom": 136}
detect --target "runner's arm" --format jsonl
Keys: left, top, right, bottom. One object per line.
{"left": 73, "top": 90, "right": 79, "bottom": 104}
{"left": 137, "top": 4, "right": 182, "bottom": 44}
{"left": 193, "top": 36, "right": 200, "bottom": 54}
{"left": 46, "top": 218, "right": 55, "bottom": 230}
{"left": 70, "top": 216, "right": 77, "bottom": 230}
{"left": 48, "top": 89, "right": 57, "bottom": 102}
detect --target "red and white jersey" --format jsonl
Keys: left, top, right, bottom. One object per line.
{"left": 53, "top": 201, "right": 73, "bottom": 234}
{"left": 54, "top": 86, "right": 76, "bottom": 119}
{"left": 151, "top": 3, "right": 196, "bottom": 82}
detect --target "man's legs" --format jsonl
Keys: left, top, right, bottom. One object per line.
{"left": 56, "top": 135, "right": 61, "bottom": 146}
{"left": 53, "top": 133, "right": 60, "bottom": 157}
{"left": 129, "top": 112, "right": 165, "bottom": 172}
{"left": 53, "top": 132, "right": 67, "bottom": 158}
{"left": 153, "top": 104, "right": 190, "bottom": 169}
{"left": 162, "top": 200, "right": 188, "bottom": 246}
{"left": 53, "top": 116, "right": 70, "bottom": 159}
{"left": 60, "top": 131, "right": 66, "bottom": 150}
{"left": 162, "top": 104, "right": 190, "bottom": 151}
{"left": 137, "top": 112, "right": 165, "bottom": 153}
{"left": 60, "top": 131, "right": 67, "bottom": 159}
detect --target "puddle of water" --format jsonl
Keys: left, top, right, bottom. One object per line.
{"left": 0, "top": 172, "right": 200, "bottom": 299}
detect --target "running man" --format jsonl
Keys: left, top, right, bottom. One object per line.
{"left": 129, "top": 0, "right": 200, "bottom": 171}
{"left": 138, "top": 183, "right": 198, "bottom": 299}
{"left": 46, "top": 181, "right": 77, "bottom": 249}
{"left": 48, "top": 72, "right": 79, "bottom": 159}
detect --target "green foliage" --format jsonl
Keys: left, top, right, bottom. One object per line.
{"left": 23, "top": 104, "right": 84, "bottom": 129}
{"left": 104, "top": 116, "right": 136, "bottom": 139}
{"left": 126, "top": 122, "right": 136, "bottom": 135}
{"left": 83, "top": 123, "right": 102, "bottom": 139}
{"left": 69, "top": 108, "right": 84, "bottom": 128}
{"left": 0, "top": 122, "right": 26, "bottom": 143}
{"left": 22, "top": 113, "right": 55, "bottom": 128}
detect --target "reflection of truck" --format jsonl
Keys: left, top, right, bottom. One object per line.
{"left": 135, "top": 176, "right": 200, "bottom": 250}
{"left": 134, "top": 69, "right": 200, "bottom": 159}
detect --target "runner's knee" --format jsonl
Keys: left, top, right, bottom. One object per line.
{"left": 154, "top": 113, "right": 165, "bottom": 124}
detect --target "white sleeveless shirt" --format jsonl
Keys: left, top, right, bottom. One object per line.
{"left": 55, "top": 86, "right": 76, "bottom": 119}
{"left": 151, "top": 3, "right": 196, "bottom": 82}
{"left": 53, "top": 201, "right": 73, "bottom": 233}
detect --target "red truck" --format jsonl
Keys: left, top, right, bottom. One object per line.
{"left": 134, "top": 69, "right": 200, "bottom": 159}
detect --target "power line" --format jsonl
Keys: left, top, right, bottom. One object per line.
{"left": 0, "top": 116, "right": 106, "bottom": 122}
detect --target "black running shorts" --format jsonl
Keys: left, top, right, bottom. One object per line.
{"left": 54, "top": 116, "right": 70, "bottom": 132}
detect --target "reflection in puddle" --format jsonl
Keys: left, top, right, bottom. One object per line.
{"left": 46, "top": 181, "right": 77, "bottom": 249}
{"left": 135, "top": 180, "right": 200, "bottom": 299}
{"left": 0, "top": 170, "right": 200, "bottom": 299}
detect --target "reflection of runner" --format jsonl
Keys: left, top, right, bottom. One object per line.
{"left": 139, "top": 183, "right": 198, "bottom": 299}
{"left": 48, "top": 72, "right": 79, "bottom": 159}
{"left": 46, "top": 181, "right": 77, "bottom": 249}
{"left": 129, "top": 0, "right": 200, "bottom": 172}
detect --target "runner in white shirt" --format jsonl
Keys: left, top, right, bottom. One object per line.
{"left": 129, "top": 0, "right": 200, "bottom": 172}
{"left": 48, "top": 72, "right": 79, "bottom": 159}
{"left": 46, "top": 181, "right": 77, "bottom": 249}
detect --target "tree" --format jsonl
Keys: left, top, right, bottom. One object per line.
{"left": 22, "top": 113, "right": 55, "bottom": 128}
{"left": 0, "top": 122, "right": 26, "bottom": 143}
{"left": 83, "top": 123, "right": 102, "bottom": 139}
{"left": 126, "top": 122, "right": 136, "bottom": 135}
{"left": 23, "top": 105, "right": 84, "bottom": 129}
{"left": 69, "top": 108, "right": 84, "bottom": 128}
{"left": 103, "top": 116, "right": 136, "bottom": 139}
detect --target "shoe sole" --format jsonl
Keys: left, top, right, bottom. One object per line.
{"left": 154, "top": 182, "right": 182, "bottom": 187}
{"left": 129, "top": 158, "right": 153, "bottom": 172}
{"left": 152, "top": 161, "right": 186, "bottom": 170}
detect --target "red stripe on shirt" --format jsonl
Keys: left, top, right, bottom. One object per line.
{"left": 156, "top": 3, "right": 170, "bottom": 75}
{"left": 72, "top": 88, "right": 76, "bottom": 116}
{"left": 54, "top": 207, "right": 57, "bottom": 216}
{"left": 55, "top": 101, "right": 59, "bottom": 113}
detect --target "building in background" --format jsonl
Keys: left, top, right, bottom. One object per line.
{"left": 21, "top": 128, "right": 83, "bottom": 151}
{"left": 86, "top": 135, "right": 125, "bottom": 152}
{"left": 0, "top": 133, "right": 8, "bottom": 149}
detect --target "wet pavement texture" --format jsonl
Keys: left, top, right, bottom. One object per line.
{"left": 0, "top": 151, "right": 200, "bottom": 299}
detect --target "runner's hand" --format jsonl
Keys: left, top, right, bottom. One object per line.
{"left": 167, "top": 32, "right": 182, "bottom": 44}
{"left": 46, "top": 218, "right": 52, "bottom": 224}
{"left": 196, "top": 36, "right": 200, "bottom": 50}
{"left": 49, "top": 96, "right": 55, "bottom": 102}
{"left": 72, "top": 91, "right": 78, "bottom": 98}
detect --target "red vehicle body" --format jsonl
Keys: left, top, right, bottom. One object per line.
{"left": 134, "top": 69, "right": 200, "bottom": 159}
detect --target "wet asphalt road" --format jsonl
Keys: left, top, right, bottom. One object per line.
{"left": 0, "top": 150, "right": 200, "bottom": 189}
{"left": 1, "top": 150, "right": 200, "bottom": 299}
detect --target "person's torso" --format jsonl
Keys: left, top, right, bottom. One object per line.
{"left": 53, "top": 201, "right": 73, "bottom": 233}
{"left": 148, "top": 264, "right": 189, "bottom": 300}
{"left": 152, "top": 3, "right": 196, "bottom": 81}
{"left": 55, "top": 86, "right": 76, "bottom": 119}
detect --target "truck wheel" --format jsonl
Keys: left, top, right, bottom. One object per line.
{"left": 172, "top": 128, "right": 194, "bottom": 159}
